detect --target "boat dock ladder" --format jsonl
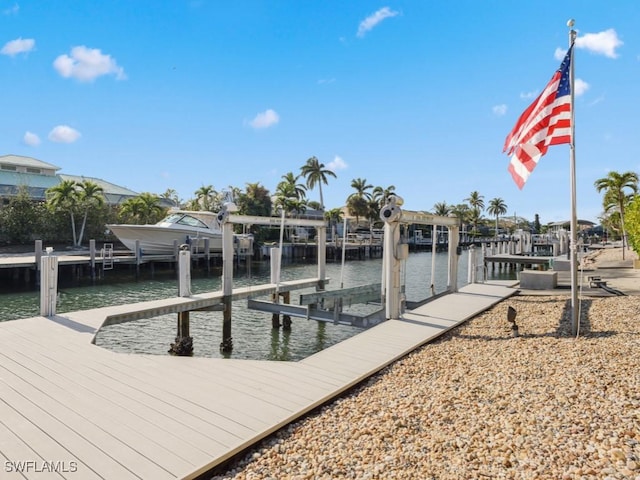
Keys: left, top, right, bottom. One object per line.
{"left": 101, "top": 243, "right": 114, "bottom": 270}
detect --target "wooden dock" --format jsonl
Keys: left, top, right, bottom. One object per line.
{"left": 0, "top": 281, "right": 516, "bottom": 479}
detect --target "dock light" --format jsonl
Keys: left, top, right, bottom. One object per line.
{"left": 45, "top": 247, "right": 54, "bottom": 255}
{"left": 507, "top": 306, "right": 519, "bottom": 337}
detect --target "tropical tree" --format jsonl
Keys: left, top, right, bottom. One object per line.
{"left": 237, "top": 182, "right": 272, "bottom": 241}
{"left": 46, "top": 179, "right": 81, "bottom": 246}
{"left": 325, "top": 207, "right": 344, "bottom": 240}
{"left": 533, "top": 214, "right": 542, "bottom": 234}
{"left": 431, "top": 202, "right": 452, "bottom": 246}
{"left": 1, "top": 186, "right": 43, "bottom": 243}
{"left": 160, "top": 188, "right": 181, "bottom": 207}
{"left": 194, "top": 185, "right": 217, "bottom": 211}
{"left": 451, "top": 203, "right": 471, "bottom": 239}
{"left": 594, "top": 170, "right": 639, "bottom": 259}
{"left": 300, "top": 156, "right": 336, "bottom": 211}
{"left": 346, "top": 178, "right": 373, "bottom": 225}
{"left": 76, "top": 180, "right": 105, "bottom": 246}
{"left": 487, "top": 197, "right": 508, "bottom": 238}
{"left": 238, "top": 182, "right": 272, "bottom": 217}
{"left": 625, "top": 195, "right": 640, "bottom": 255}
{"left": 465, "top": 191, "right": 484, "bottom": 211}
{"left": 372, "top": 185, "right": 396, "bottom": 208}
{"left": 119, "top": 193, "right": 166, "bottom": 224}
{"left": 465, "top": 191, "right": 485, "bottom": 234}
{"left": 273, "top": 180, "right": 306, "bottom": 216}
{"left": 279, "top": 172, "right": 307, "bottom": 202}
{"left": 432, "top": 201, "right": 451, "bottom": 217}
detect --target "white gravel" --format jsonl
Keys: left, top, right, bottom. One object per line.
{"left": 212, "top": 248, "right": 640, "bottom": 480}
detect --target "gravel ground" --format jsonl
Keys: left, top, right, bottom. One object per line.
{"left": 210, "top": 248, "right": 640, "bottom": 480}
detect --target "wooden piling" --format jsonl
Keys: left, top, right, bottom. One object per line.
{"left": 169, "top": 311, "right": 193, "bottom": 356}
{"left": 90, "top": 239, "right": 96, "bottom": 279}
{"left": 220, "top": 221, "right": 234, "bottom": 353}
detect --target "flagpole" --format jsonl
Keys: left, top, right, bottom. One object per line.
{"left": 568, "top": 19, "right": 579, "bottom": 336}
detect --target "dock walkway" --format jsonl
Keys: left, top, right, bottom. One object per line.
{"left": 0, "top": 282, "right": 516, "bottom": 479}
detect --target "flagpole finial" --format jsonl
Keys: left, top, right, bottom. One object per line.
{"left": 567, "top": 18, "right": 575, "bottom": 28}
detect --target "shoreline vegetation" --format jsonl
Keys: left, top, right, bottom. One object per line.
{"left": 211, "top": 247, "right": 640, "bottom": 480}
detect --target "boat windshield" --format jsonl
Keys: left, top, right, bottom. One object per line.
{"left": 162, "top": 213, "right": 209, "bottom": 229}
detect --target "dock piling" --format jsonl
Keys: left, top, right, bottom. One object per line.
{"left": 169, "top": 311, "right": 193, "bottom": 356}
{"left": 40, "top": 248, "right": 58, "bottom": 316}
{"left": 220, "top": 217, "right": 234, "bottom": 353}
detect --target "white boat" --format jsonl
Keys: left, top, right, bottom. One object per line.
{"left": 107, "top": 210, "right": 252, "bottom": 255}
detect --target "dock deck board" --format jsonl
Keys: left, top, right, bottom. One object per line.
{"left": 0, "top": 281, "right": 516, "bottom": 479}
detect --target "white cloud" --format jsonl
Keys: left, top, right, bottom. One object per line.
{"left": 576, "top": 29, "right": 623, "bottom": 58}
{"left": 1, "top": 37, "right": 35, "bottom": 56}
{"left": 48, "top": 125, "right": 81, "bottom": 143}
{"left": 23, "top": 131, "right": 40, "bottom": 146}
{"left": 249, "top": 109, "right": 279, "bottom": 129}
{"left": 574, "top": 78, "right": 589, "bottom": 96}
{"left": 520, "top": 90, "right": 538, "bottom": 100}
{"left": 554, "top": 47, "right": 566, "bottom": 61}
{"left": 357, "top": 7, "right": 399, "bottom": 38}
{"left": 53, "top": 46, "right": 126, "bottom": 82}
{"left": 3, "top": 3, "right": 19, "bottom": 15}
{"left": 327, "top": 155, "right": 347, "bottom": 171}
{"left": 492, "top": 104, "right": 507, "bottom": 116}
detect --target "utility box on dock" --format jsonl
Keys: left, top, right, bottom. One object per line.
{"left": 519, "top": 270, "right": 557, "bottom": 290}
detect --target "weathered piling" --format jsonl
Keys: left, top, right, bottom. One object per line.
{"left": 170, "top": 246, "right": 194, "bottom": 355}
{"left": 40, "top": 247, "right": 58, "bottom": 316}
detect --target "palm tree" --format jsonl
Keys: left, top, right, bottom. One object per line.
{"left": 465, "top": 191, "right": 485, "bottom": 235}
{"left": 431, "top": 202, "right": 452, "bottom": 247}
{"left": 119, "top": 193, "right": 165, "bottom": 224}
{"left": 238, "top": 182, "right": 272, "bottom": 217}
{"left": 300, "top": 156, "right": 336, "bottom": 211}
{"left": 451, "top": 203, "right": 471, "bottom": 241}
{"left": 594, "top": 171, "right": 639, "bottom": 259}
{"left": 273, "top": 181, "right": 306, "bottom": 216}
{"left": 46, "top": 180, "right": 80, "bottom": 245}
{"left": 324, "top": 207, "right": 344, "bottom": 241}
{"left": 160, "top": 188, "right": 181, "bottom": 207}
{"left": 432, "top": 201, "right": 451, "bottom": 217}
{"left": 372, "top": 185, "right": 396, "bottom": 208}
{"left": 194, "top": 185, "right": 217, "bottom": 211}
{"left": 279, "top": 172, "right": 307, "bottom": 202}
{"left": 76, "top": 180, "right": 105, "bottom": 246}
{"left": 347, "top": 178, "right": 373, "bottom": 225}
{"left": 487, "top": 197, "right": 508, "bottom": 238}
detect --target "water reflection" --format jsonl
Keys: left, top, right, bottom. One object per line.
{"left": 269, "top": 327, "right": 291, "bottom": 361}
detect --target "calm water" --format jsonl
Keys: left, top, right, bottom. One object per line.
{"left": 0, "top": 250, "right": 510, "bottom": 361}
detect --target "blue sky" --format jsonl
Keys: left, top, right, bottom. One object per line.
{"left": 2, "top": 1, "right": 638, "bottom": 224}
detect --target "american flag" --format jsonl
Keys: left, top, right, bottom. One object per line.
{"left": 503, "top": 46, "right": 573, "bottom": 189}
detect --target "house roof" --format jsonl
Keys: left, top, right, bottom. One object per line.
{"left": 0, "top": 154, "right": 60, "bottom": 171}
{"left": 59, "top": 174, "right": 139, "bottom": 197}
{"left": 0, "top": 155, "right": 141, "bottom": 205}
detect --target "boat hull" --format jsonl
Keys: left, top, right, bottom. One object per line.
{"left": 107, "top": 224, "right": 223, "bottom": 255}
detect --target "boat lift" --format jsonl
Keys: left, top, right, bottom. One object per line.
{"left": 220, "top": 195, "right": 461, "bottom": 334}
{"left": 379, "top": 195, "right": 460, "bottom": 320}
